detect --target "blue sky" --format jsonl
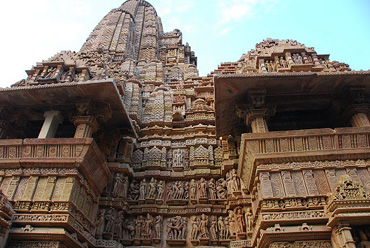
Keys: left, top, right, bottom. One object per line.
{"left": 0, "top": 0, "right": 369, "bottom": 87}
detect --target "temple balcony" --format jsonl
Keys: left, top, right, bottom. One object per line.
{"left": 0, "top": 138, "right": 109, "bottom": 195}
{"left": 238, "top": 127, "right": 370, "bottom": 191}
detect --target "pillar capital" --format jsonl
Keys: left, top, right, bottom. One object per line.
{"left": 73, "top": 116, "right": 99, "bottom": 138}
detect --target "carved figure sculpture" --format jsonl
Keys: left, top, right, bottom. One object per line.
{"left": 218, "top": 216, "right": 225, "bottom": 239}
{"left": 104, "top": 208, "right": 116, "bottom": 234}
{"left": 112, "top": 173, "right": 122, "bottom": 197}
{"left": 245, "top": 208, "right": 252, "bottom": 232}
{"left": 128, "top": 180, "right": 139, "bottom": 200}
{"left": 95, "top": 209, "right": 105, "bottom": 239}
{"left": 114, "top": 211, "right": 124, "bottom": 239}
{"left": 216, "top": 178, "right": 227, "bottom": 199}
{"left": 208, "top": 178, "right": 217, "bottom": 199}
{"left": 154, "top": 215, "right": 162, "bottom": 239}
{"left": 123, "top": 219, "right": 135, "bottom": 240}
{"left": 190, "top": 179, "right": 197, "bottom": 200}
{"left": 198, "top": 178, "right": 208, "bottom": 199}
{"left": 157, "top": 180, "right": 164, "bottom": 200}
{"left": 147, "top": 178, "right": 157, "bottom": 199}
{"left": 167, "top": 216, "right": 186, "bottom": 240}
{"left": 143, "top": 214, "right": 153, "bottom": 239}
{"left": 210, "top": 216, "right": 218, "bottom": 240}
{"left": 224, "top": 216, "right": 231, "bottom": 239}
{"left": 139, "top": 179, "right": 147, "bottom": 200}
{"left": 135, "top": 216, "right": 144, "bottom": 238}
{"left": 200, "top": 214, "right": 209, "bottom": 238}
{"left": 191, "top": 216, "right": 200, "bottom": 240}
{"left": 235, "top": 207, "right": 245, "bottom": 233}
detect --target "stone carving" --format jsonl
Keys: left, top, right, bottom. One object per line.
{"left": 127, "top": 180, "right": 139, "bottom": 201}
{"left": 104, "top": 208, "right": 116, "bottom": 235}
{"left": 147, "top": 177, "right": 157, "bottom": 199}
{"left": 166, "top": 216, "right": 187, "bottom": 243}
{"left": 156, "top": 180, "right": 165, "bottom": 201}
{"left": 139, "top": 179, "right": 147, "bottom": 201}
{"left": 167, "top": 181, "right": 189, "bottom": 205}
{"left": 190, "top": 179, "right": 197, "bottom": 203}
{"left": 95, "top": 209, "right": 105, "bottom": 239}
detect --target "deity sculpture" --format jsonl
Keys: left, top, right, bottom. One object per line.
{"left": 210, "top": 216, "right": 218, "bottom": 240}
{"left": 95, "top": 209, "right": 105, "bottom": 239}
{"left": 139, "top": 179, "right": 147, "bottom": 200}
{"left": 198, "top": 178, "right": 208, "bottom": 199}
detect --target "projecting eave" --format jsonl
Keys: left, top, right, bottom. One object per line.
{"left": 0, "top": 80, "right": 138, "bottom": 139}
{"left": 214, "top": 71, "right": 370, "bottom": 137}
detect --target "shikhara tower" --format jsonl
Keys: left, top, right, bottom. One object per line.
{"left": 0, "top": 0, "right": 370, "bottom": 248}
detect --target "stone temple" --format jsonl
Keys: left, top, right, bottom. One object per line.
{"left": 0, "top": 0, "right": 369, "bottom": 247}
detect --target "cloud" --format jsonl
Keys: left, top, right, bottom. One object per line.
{"left": 155, "top": 0, "right": 195, "bottom": 16}
{"left": 215, "top": 0, "right": 278, "bottom": 28}
{"left": 218, "top": 27, "right": 232, "bottom": 36}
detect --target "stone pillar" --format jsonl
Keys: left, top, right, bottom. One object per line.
{"left": 73, "top": 116, "right": 99, "bottom": 138}
{"left": 38, "top": 111, "right": 63, "bottom": 139}
{"left": 246, "top": 109, "right": 269, "bottom": 133}
{"left": 351, "top": 112, "right": 370, "bottom": 127}
{"left": 339, "top": 224, "right": 356, "bottom": 248}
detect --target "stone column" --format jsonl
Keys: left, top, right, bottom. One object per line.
{"left": 337, "top": 223, "right": 356, "bottom": 248}
{"left": 73, "top": 116, "right": 99, "bottom": 138}
{"left": 246, "top": 109, "right": 269, "bottom": 133}
{"left": 38, "top": 110, "right": 63, "bottom": 139}
{"left": 351, "top": 112, "right": 370, "bottom": 127}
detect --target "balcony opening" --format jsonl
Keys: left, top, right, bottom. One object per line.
{"left": 54, "top": 120, "right": 76, "bottom": 138}
{"left": 268, "top": 108, "right": 351, "bottom": 132}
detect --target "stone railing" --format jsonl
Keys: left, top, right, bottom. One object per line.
{"left": 238, "top": 127, "right": 370, "bottom": 190}
{"left": 0, "top": 138, "right": 110, "bottom": 194}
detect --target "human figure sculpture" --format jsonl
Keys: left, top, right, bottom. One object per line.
{"left": 208, "top": 178, "right": 217, "bottom": 199}
{"left": 147, "top": 178, "right": 157, "bottom": 199}
{"left": 224, "top": 216, "right": 230, "bottom": 239}
{"left": 218, "top": 216, "right": 225, "bottom": 239}
{"left": 198, "top": 178, "right": 208, "bottom": 199}
{"left": 200, "top": 214, "right": 209, "bottom": 238}
{"left": 114, "top": 211, "right": 124, "bottom": 239}
{"left": 166, "top": 216, "right": 186, "bottom": 240}
{"left": 143, "top": 214, "right": 153, "bottom": 239}
{"left": 245, "top": 208, "right": 253, "bottom": 232}
{"left": 112, "top": 173, "right": 122, "bottom": 198}
{"left": 235, "top": 207, "right": 245, "bottom": 233}
{"left": 216, "top": 178, "right": 227, "bottom": 199}
{"left": 231, "top": 169, "right": 240, "bottom": 192}
{"left": 135, "top": 216, "right": 144, "bottom": 238}
{"left": 184, "top": 182, "right": 190, "bottom": 199}
{"left": 122, "top": 176, "right": 129, "bottom": 198}
{"left": 95, "top": 209, "right": 105, "bottom": 239}
{"left": 190, "top": 179, "right": 197, "bottom": 200}
{"left": 180, "top": 217, "right": 187, "bottom": 239}
{"left": 156, "top": 181, "right": 164, "bottom": 200}
{"left": 128, "top": 180, "right": 139, "bottom": 200}
{"left": 228, "top": 210, "right": 236, "bottom": 236}
{"left": 154, "top": 215, "right": 162, "bottom": 239}
{"left": 104, "top": 208, "right": 116, "bottom": 234}
{"left": 210, "top": 216, "right": 218, "bottom": 240}
{"left": 191, "top": 216, "right": 200, "bottom": 240}
{"left": 139, "top": 179, "right": 147, "bottom": 200}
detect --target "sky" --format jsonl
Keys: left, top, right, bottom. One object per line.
{"left": 0, "top": 0, "right": 369, "bottom": 87}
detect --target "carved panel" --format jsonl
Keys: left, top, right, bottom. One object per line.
{"left": 260, "top": 172, "right": 273, "bottom": 198}
{"left": 313, "top": 170, "right": 330, "bottom": 194}
{"left": 270, "top": 173, "right": 285, "bottom": 197}
{"left": 303, "top": 170, "right": 319, "bottom": 195}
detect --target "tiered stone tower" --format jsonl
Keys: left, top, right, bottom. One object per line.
{"left": 0, "top": 1, "right": 369, "bottom": 248}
